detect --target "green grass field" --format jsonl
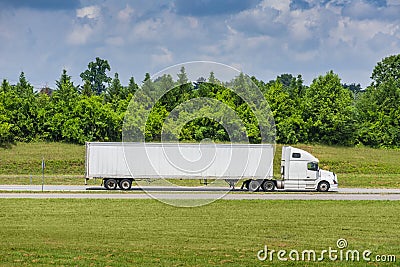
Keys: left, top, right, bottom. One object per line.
{"left": 0, "top": 142, "right": 399, "bottom": 188}
{"left": 0, "top": 199, "right": 398, "bottom": 266}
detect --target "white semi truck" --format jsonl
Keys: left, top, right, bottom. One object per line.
{"left": 85, "top": 142, "right": 338, "bottom": 192}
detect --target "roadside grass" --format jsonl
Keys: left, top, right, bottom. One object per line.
{"left": 0, "top": 175, "right": 92, "bottom": 185}
{"left": 0, "top": 175, "right": 216, "bottom": 187}
{"left": 0, "top": 142, "right": 84, "bottom": 175}
{"left": 0, "top": 142, "right": 399, "bottom": 188}
{"left": 0, "top": 199, "right": 398, "bottom": 266}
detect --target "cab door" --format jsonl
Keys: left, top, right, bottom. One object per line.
{"left": 298, "top": 162, "right": 318, "bottom": 190}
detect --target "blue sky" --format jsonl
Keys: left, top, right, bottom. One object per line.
{"left": 0, "top": 0, "right": 399, "bottom": 89}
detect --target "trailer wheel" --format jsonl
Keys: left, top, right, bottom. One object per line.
{"left": 317, "top": 181, "right": 330, "bottom": 192}
{"left": 248, "top": 180, "right": 260, "bottom": 192}
{"left": 119, "top": 179, "right": 132, "bottom": 190}
{"left": 262, "top": 180, "right": 275, "bottom": 192}
{"left": 104, "top": 179, "right": 118, "bottom": 190}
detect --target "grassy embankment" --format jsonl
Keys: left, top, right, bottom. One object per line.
{"left": 0, "top": 199, "right": 398, "bottom": 266}
{"left": 0, "top": 142, "right": 399, "bottom": 188}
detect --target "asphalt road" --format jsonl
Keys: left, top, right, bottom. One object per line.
{"left": 0, "top": 192, "right": 399, "bottom": 200}
{"left": 0, "top": 185, "right": 399, "bottom": 200}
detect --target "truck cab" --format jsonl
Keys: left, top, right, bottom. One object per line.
{"left": 280, "top": 146, "right": 338, "bottom": 192}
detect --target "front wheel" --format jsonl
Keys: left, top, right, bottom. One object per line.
{"left": 317, "top": 181, "right": 330, "bottom": 192}
{"left": 262, "top": 180, "right": 275, "bottom": 192}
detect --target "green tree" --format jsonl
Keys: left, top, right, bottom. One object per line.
{"left": 174, "top": 67, "right": 193, "bottom": 108}
{"left": 61, "top": 96, "right": 120, "bottom": 144}
{"left": 0, "top": 90, "right": 13, "bottom": 144}
{"left": 15, "top": 72, "right": 34, "bottom": 97}
{"left": 43, "top": 70, "right": 79, "bottom": 141}
{"left": 177, "top": 66, "right": 188, "bottom": 85}
{"left": 357, "top": 80, "right": 400, "bottom": 147}
{"left": 304, "top": 71, "right": 355, "bottom": 145}
{"left": 35, "top": 92, "right": 51, "bottom": 140}
{"left": 126, "top": 76, "right": 139, "bottom": 96}
{"left": 264, "top": 81, "right": 306, "bottom": 144}
{"left": 54, "top": 69, "right": 78, "bottom": 102}
{"left": 357, "top": 54, "right": 400, "bottom": 147}
{"left": 371, "top": 54, "right": 400, "bottom": 87}
{"left": 81, "top": 80, "right": 93, "bottom": 97}
{"left": 80, "top": 57, "right": 112, "bottom": 95}
{"left": 277, "top": 73, "right": 294, "bottom": 87}
{"left": 208, "top": 71, "right": 221, "bottom": 86}
{"left": 4, "top": 72, "right": 38, "bottom": 141}
{"left": 156, "top": 74, "right": 179, "bottom": 111}
{"left": 143, "top": 73, "right": 151, "bottom": 83}
{"left": 1, "top": 79, "right": 11, "bottom": 93}
{"left": 105, "top": 72, "right": 123, "bottom": 103}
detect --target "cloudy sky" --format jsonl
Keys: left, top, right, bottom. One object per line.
{"left": 0, "top": 0, "right": 399, "bottom": 89}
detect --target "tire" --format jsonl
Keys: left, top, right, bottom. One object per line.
{"left": 119, "top": 179, "right": 132, "bottom": 190}
{"left": 104, "top": 179, "right": 118, "bottom": 190}
{"left": 262, "top": 180, "right": 275, "bottom": 192}
{"left": 248, "top": 180, "right": 260, "bottom": 192}
{"left": 317, "top": 181, "right": 330, "bottom": 192}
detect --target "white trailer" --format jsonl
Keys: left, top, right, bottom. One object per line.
{"left": 85, "top": 142, "right": 338, "bottom": 192}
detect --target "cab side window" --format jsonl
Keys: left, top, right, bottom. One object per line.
{"left": 307, "top": 162, "right": 318, "bottom": 171}
{"left": 292, "top": 153, "right": 301, "bottom": 158}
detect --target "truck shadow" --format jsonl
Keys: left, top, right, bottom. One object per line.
{"left": 85, "top": 186, "right": 337, "bottom": 193}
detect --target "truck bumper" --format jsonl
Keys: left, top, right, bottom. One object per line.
{"left": 330, "top": 183, "right": 339, "bottom": 192}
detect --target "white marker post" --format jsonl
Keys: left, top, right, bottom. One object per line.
{"left": 41, "top": 157, "right": 45, "bottom": 192}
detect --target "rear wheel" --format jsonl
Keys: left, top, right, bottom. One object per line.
{"left": 248, "top": 180, "right": 260, "bottom": 192}
{"left": 317, "top": 181, "right": 330, "bottom": 192}
{"left": 104, "top": 179, "right": 118, "bottom": 190}
{"left": 119, "top": 179, "right": 132, "bottom": 190}
{"left": 262, "top": 180, "right": 275, "bottom": 192}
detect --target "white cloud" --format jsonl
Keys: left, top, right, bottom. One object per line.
{"left": 67, "top": 5, "right": 103, "bottom": 46}
{"left": 260, "top": 0, "right": 290, "bottom": 13}
{"left": 1, "top": 0, "right": 400, "bottom": 89}
{"left": 330, "top": 17, "right": 397, "bottom": 47}
{"left": 106, "top": 36, "right": 124, "bottom": 46}
{"left": 151, "top": 47, "right": 173, "bottom": 66}
{"left": 289, "top": 9, "right": 317, "bottom": 41}
{"left": 67, "top": 24, "right": 93, "bottom": 45}
{"left": 187, "top": 17, "right": 198, "bottom": 28}
{"left": 342, "top": 0, "right": 378, "bottom": 20}
{"left": 292, "top": 50, "right": 318, "bottom": 62}
{"left": 131, "top": 18, "right": 163, "bottom": 40}
{"left": 118, "top": 5, "right": 134, "bottom": 22}
{"left": 388, "top": 0, "right": 400, "bottom": 5}
{"left": 76, "top": 5, "right": 101, "bottom": 19}
{"left": 229, "top": 6, "right": 286, "bottom": 37}
{"left": 0, "top": 25, "right": 12, "bottom": 40}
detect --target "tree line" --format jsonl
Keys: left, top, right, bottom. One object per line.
{"left": 0, "top": 55, "right": 399, "bottom": 148}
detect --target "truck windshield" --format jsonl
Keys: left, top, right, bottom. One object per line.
{"left": 307, "top": 162, "right": 319, "bottom": 171}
